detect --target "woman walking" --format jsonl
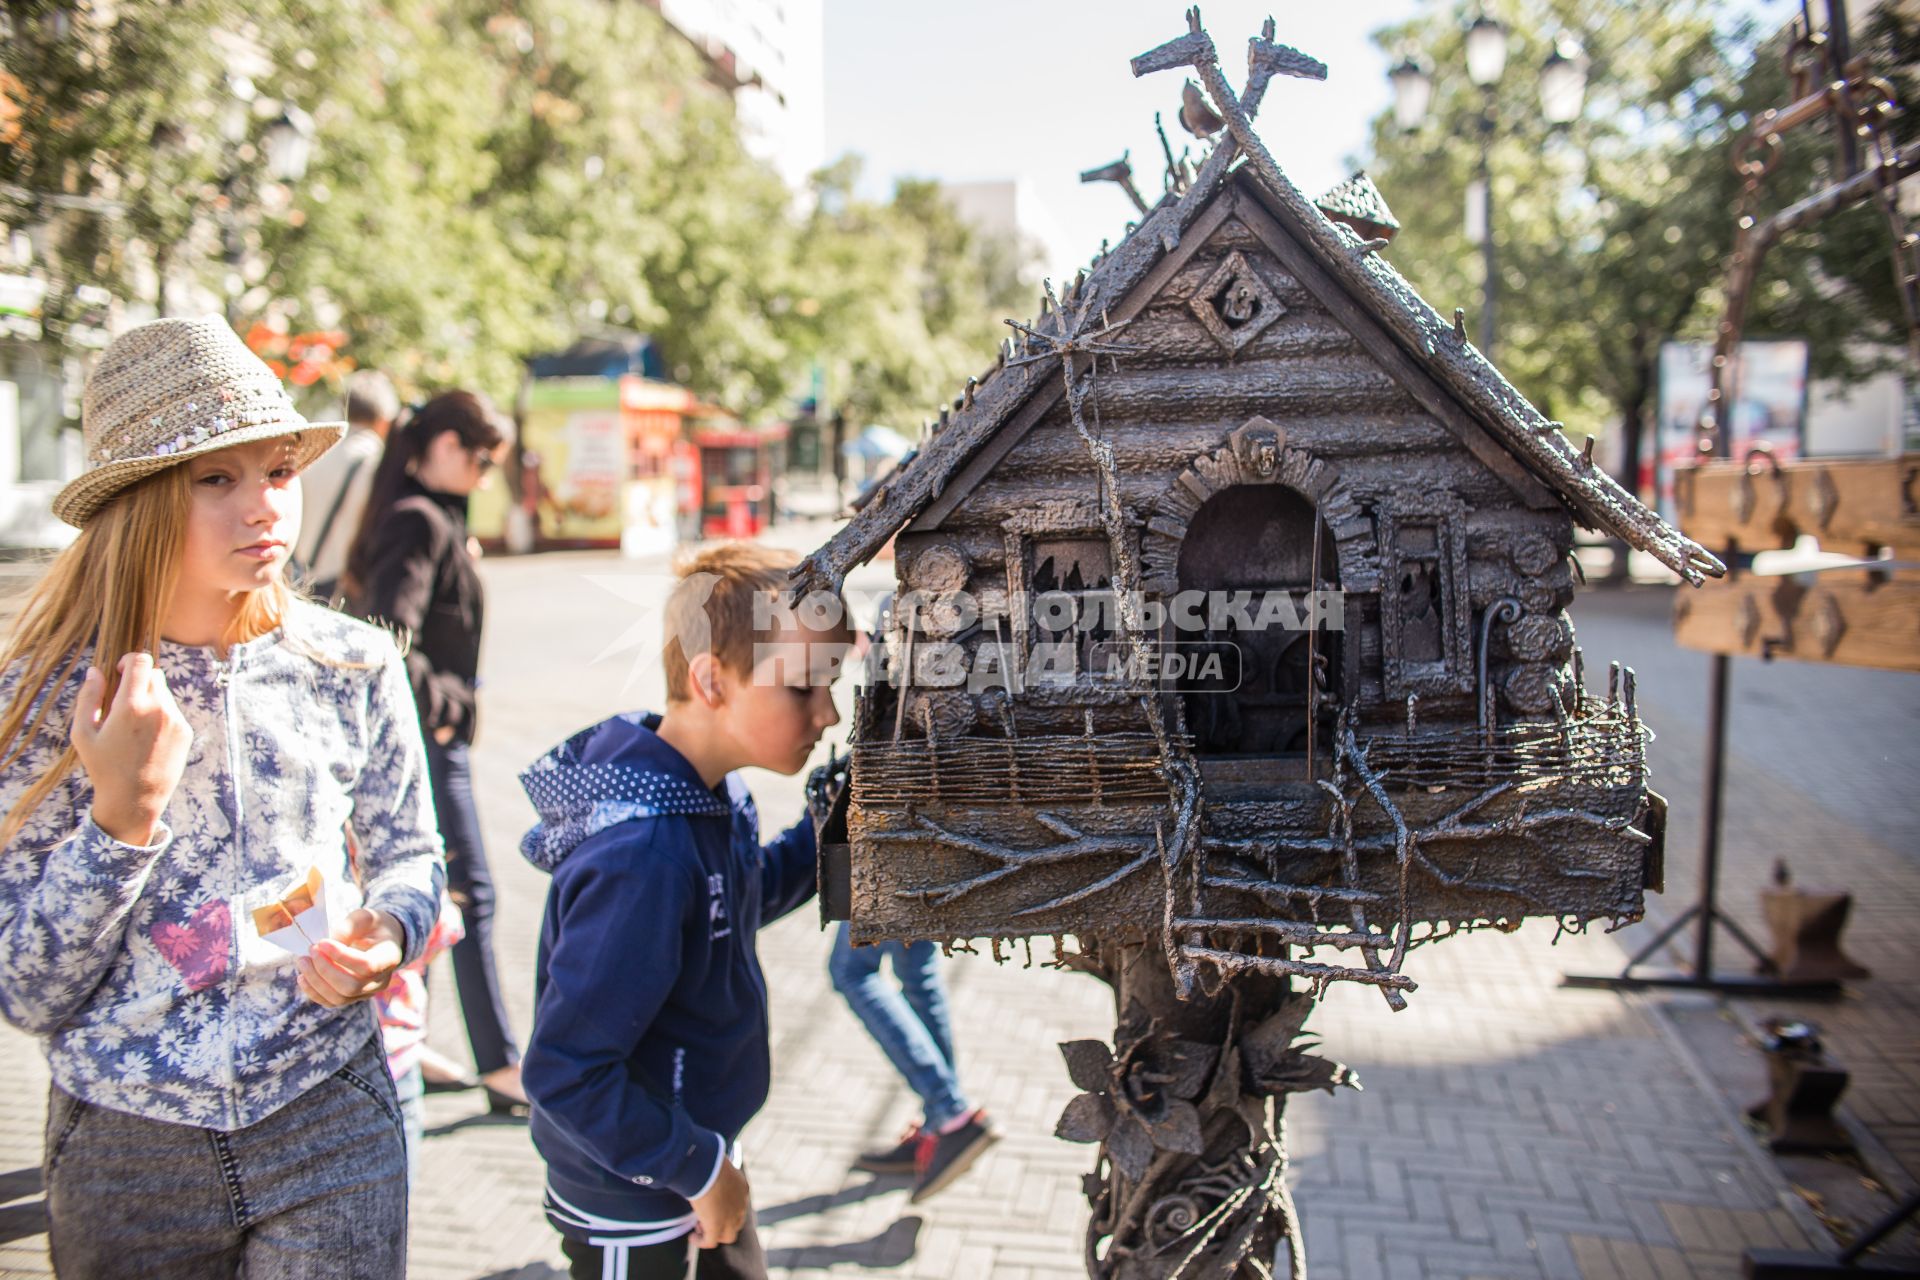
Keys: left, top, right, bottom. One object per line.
{"left": 0, "top": 316, "right": 445, "bottom": 1278}
{"left": 344, "top": 391, "right": 526, "bottom": 1110}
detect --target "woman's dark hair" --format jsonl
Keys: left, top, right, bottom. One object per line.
{"left": 341, "top": 389, "right": 506, "bottom": 600}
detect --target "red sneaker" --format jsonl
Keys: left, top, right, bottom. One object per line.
{"left": 911, "top": 1110, "right": 1000, "bottom": 1203}
{"left": 853, "top": 1122, "right": 927, "bottom": 1175}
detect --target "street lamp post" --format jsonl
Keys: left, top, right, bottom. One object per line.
{"left": 216, "top": 60, "right": 315, "bottom": 328}
{"left": 1464, "top": 14, "right": 1506, "bottom": 358}
{"left": 1388, "top": 15, "right": 1587, "bottom": 362}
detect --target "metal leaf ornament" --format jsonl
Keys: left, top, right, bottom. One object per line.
{"left": 1248, "top": 1040, "right": 1362, "bottom": 1097}
{"left": 1062, "top": 1038, "right": 1115, "bottom": 1092}
{"left": 1240, "top": 996, "right": 1363, "bottom": 1097}
{"left": 1054, "top": 1019, "right": 1222, "bottom": 1181}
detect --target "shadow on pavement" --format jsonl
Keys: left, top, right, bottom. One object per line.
{"left": 758, "top": 1175, "right": 899, "bottom": 1225}
{"left": 0, "top": 1166, "right": 46, "bottom": 1246}
{"left": 424, "top": 1111, "right": 531, "bottom": 1139}
{"left": 0, "top": 1201, "right": 48, "bottom": 1247}
{"left": 764, "top": 1215, "right": 922, "bottom": 1269}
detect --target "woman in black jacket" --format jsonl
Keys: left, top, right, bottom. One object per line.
{"left": 345, "top": 390, "right": 525, "bottom": 1111}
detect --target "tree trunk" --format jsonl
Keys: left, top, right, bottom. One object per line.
{"left": 1058, "top": 939, "right": 1342, "bottom": 1278}
{"left": 1604, "top": 358, "right": 1657, "bottom": 583}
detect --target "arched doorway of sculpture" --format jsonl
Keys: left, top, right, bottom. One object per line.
{"left": 1176, "top": 483, "right": 1340, "bottom": 757}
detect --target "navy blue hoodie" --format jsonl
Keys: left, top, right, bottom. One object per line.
{"left": 518, "top": 711, "right": 817, "bottom": 1242}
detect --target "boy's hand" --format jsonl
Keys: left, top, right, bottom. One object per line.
{"left": 804, "top": 750, "right": 848, "bottom": 825}
{"left": 295, "top": 908, "right": 405, "bottom": 1007}
{"left": 689, "top": 1158, "right": 749, "bottom": 1249}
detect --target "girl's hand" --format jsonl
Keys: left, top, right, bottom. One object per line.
{"left": 71, "top": 652, "right": 192, "bottom": 846}
{"left": 295, "top": 908, "right": 406, "bottom": 1007}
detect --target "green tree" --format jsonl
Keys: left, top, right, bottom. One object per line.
{"left": 3, "top": 0, "right": 1033, "bottom": 425}
{"left": 794, "top": 161, "right": 1034, "bottom": 429}
{"left": 0, "top": 0, "right": 236, "bottom": 345}
{"left": 1365, "top": 0, "right": 1915, "bottom": 497}
{"left": 254, "top": 0, "right": 567, "bottom": 398}
{"left": 1732, "top": 5, "right": 1917, "bottom": 370}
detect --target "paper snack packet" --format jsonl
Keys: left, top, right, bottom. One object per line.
{"left": 251, "top": 866, "right": 330, "bottom": 957}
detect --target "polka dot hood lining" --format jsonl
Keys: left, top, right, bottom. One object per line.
{"left": 518, "top": 711, "right": 736, "bottom": 872}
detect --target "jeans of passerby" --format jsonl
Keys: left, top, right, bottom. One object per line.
{"left": 44, "top": 1031, "right": 407, "bottom": 1279}
{"left": 426, "top": 736, "right": 520, "bottom": 1076}
{"left": 394, "top": 1063, "right": 425, "bottom": 1187}
{"left": 559, "top": 1215, "right": 766, "bottom": 1280}
{"left": 827, "top": 923, "right": 970, "bottom": 1131}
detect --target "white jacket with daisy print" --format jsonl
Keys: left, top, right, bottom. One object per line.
{"left": 0, "top": 601, "right": 445, "bottom": 1131}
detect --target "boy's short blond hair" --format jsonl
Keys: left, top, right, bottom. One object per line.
{"left": 663, "top": 542, "right": 804, "bottom": 702}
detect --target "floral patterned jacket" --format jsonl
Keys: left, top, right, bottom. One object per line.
{"left": 0, "top": 602, "right": 446, "bottom": 1131}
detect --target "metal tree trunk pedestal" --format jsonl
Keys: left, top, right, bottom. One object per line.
{"left": 1059, "top": 938, "right": 1353, "bottom": 1278}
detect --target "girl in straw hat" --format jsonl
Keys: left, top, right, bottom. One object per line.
{"left": 0, "top": 316, "right": 444, "bottom": 1278}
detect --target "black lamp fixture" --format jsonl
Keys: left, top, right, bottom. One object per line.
{"left": 261, "top": 106, "right": 315, "bottom": 184}
{"left": 1385, "top": 11, "right": 1589, "bottom": 358}
{"left": 1388, "top": 55, "right": 1432, "bottom": 133}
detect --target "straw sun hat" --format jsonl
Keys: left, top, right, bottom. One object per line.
{"left": 52, "top": 316, "right": 346, "bottom": 527}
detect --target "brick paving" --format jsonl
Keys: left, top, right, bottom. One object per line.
{"left": 1574, "top": 588, "right": 1920, "bottom": 1198}
{"left": 2, "top": 552, "right": 1908, "bottom": 1278}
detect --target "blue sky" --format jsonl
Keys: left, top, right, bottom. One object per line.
{"left": 822, "top": 0, "right": 1800, "bottom": 280}
{"left": 822, "top": 1, "right": 1423, "bottom": 276}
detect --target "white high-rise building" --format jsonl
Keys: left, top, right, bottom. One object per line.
{"left": 647, "top": 0, "right": 826, "bottom": 191}
{"left": 938, "top": 179, "right": 1075, "bottom": 287}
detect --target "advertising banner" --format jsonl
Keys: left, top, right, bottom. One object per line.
{"left": 1657, "top": 340, "right": 1808, "bottom": 521}
{"left": 524, "top": 377, "right": 626, "bottom": 546}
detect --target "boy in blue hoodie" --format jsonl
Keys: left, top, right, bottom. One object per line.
{"left": 519, "top": 544, "right": 851, "bottom": 1280}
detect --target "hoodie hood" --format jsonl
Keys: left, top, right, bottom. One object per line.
{"left": 519, "top": 711, "right": 733, "bottom": 871}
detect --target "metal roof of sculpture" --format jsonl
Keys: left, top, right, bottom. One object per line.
{"left": 1313, "top": 172, "right": 1399, "bottom": 238}
{"left": 786, "top": 14, "right": 1725, "bottom": 606}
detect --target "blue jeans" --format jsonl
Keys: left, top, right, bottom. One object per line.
{"left": 426, "top": 736, "right": 521, "bottom": 1076}
{"left": 43, "top": 1030, "right": 407, "bottom": 1278}
{"left": 827, "top": 923, "right": 970, "bottom": 1130}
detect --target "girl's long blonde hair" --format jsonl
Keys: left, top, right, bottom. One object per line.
{"left": 0, "top": 465, "right": 295, "bottom": 848}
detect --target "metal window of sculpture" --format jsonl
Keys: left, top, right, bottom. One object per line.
{"left": 793, "top": 12, "right": 1725, "bottom": 1276}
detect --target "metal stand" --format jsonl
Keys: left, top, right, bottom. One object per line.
{"left": 1744, "top": 1190, "right": 1920, "bottom": 1277}
{"left": 1564, "top": 653, "right": 1842, "bottom": 998}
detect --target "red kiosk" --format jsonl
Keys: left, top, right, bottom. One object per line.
{"left": 675, "top": 416, "right": 788, "bottom": 540}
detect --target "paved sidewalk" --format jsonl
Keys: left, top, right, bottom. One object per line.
{"left": 0, "top": 555, "right": 1901, "bottom": 1279}
{"left": 1575, "top": 588, "right": 1920, "bottom": 1196}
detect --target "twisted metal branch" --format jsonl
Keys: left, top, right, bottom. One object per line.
{"left": 879, "top": 811, "right": 1153, "bottom": 906}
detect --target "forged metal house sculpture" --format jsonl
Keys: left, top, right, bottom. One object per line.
{"left": 793, "top": 13, "right": 1724, "bottom": 1276}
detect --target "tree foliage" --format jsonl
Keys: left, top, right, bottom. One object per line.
{"left": 797, "top": 162, "right": 1033, "bottom": 429}
{"left": 0, "top": 0, "right": 1031, "bottom": 424}
{"left": 1365, "top": 0, "right": 1915, "bottom": 486}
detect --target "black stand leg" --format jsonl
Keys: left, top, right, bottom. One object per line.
{"left": 1744, "top": 1190, "right": 1920, "bottom": 1277}
{"left": 1564, "top": 653, "right": 1842, "bottom": 998}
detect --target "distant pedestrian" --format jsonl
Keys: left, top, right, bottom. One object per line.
{"left": 295, "top": 367, "right": 401, "bottom": 602}
{"left": 345, "top": 390, "right": 527, "bottom": 1113}
{"left": 0, "top": 316, "right": 445, "bottom": 1278}
{"left": 518, "top": 543, "right": 851, "bottom": 1280}
{"left": 831, "top": 594, "right": 996, "bottom": 1199}
{"left": 830, "top": 919, "right": 997, "bottom": 1202}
